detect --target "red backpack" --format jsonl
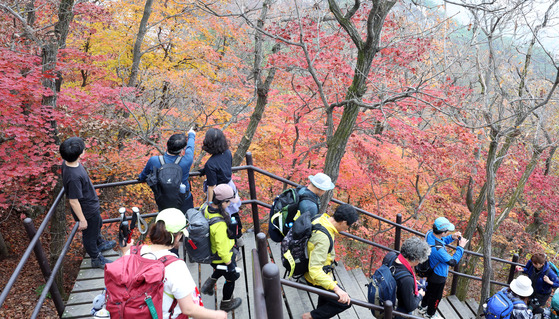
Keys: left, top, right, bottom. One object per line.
{"left": 104, "top": 245, "right": 181, "bottom": 318}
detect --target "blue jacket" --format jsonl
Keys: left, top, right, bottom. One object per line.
{"left": 138, "top": 132, "right": 195, "bottom": 192}
{"left": 426, "top": 230, "right": 464, "bottom": 278}
{"left": 522, "top": 260, "right": 559, "bottom": 295}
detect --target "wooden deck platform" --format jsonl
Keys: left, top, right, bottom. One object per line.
{"left": 62, "top": 231, "right": 480, "bottom": 319}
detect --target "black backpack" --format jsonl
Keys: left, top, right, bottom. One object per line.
{"left": 367, "top": 252, "right": 411, "bottom": 318}
{"left": 146, "top": 156, "right": 184, "bottom": 211}
{"left": 414, "top": 241, "right": 443, "bottom": 278}
{"left": 269, "top": 187, "right": 318, "bottom": 242}
{"left": 281, "top": 213, "right": 333, "bottom": 279}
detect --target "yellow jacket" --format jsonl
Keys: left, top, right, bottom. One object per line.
{"left": 304, "top": 213, "right": 338, "bottom": 290}
{"left": 204, "top": 206, "right": 235, "bottom": 264}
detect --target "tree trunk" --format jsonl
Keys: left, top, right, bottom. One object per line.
{"left": 232, "top": 0, "right": 277, "bottom": 167}
{"left": 128, "top": 0, "right": 154, "bottom": 87}
{"left": 479, "top": 131, "right": 498, "bottom": 311}
{"left": 456, "top": 144, "right": 545, "bottom": 300}
{"left": 455, "top": 132, "right": 516, "bottom": 299}
{"left": 54, "top": 0, "right": 74, "bottom": 49}
{"left": 0, "top": 230, "right": 9, "bottom": 259}
{"left": 321, "top": 0, "right": 396, "bottom": 211}
{"left": 45, "top": 0, "right": 76, "bottom": 297}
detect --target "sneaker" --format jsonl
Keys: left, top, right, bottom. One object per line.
{"left": 424, "top": 313, "right": 443, "bottom": 319}
{"left": 236, "top": 237, "right": 244, "bottom": 247}
{"left": 220, "top": 297, "right": 242, "bottom": 312}
{"left": 97, "top": 240, "right": 116, "bottom": 252}
{"left": 200, "top": 277, "right": 217, "bottom": 296}
{"left": 417, "top": 305, "right": 428, "bottom": 315}
{"left": 91, "top": 255, "right": 113, "bottom": 268}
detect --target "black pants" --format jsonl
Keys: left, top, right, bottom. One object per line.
{"left": 421, "top": 278, "right": 446, "bottom": 316}
{"left": 309, "top": 283, "right": 351, "bottom": 319}
{"left": 211, "top": 255, "right": 240, "bottom": 300}
{"left": 82, "top": 212, "right": 103, "bottom": 258}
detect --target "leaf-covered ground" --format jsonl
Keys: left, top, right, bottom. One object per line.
{"left": 0, "top": 212, "right": 82, "bottom": 318}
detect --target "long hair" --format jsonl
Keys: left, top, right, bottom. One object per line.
{"left": 211, "top": 195, "right": 234, "bottom": 239}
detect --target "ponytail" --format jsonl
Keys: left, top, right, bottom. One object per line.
{"left": 148, "top": 220, "right": 174, "bottom": 246}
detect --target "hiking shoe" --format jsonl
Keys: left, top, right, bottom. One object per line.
{"left": 220, "top": 297, "right": 242, "bottom": 312}
{"left": 91, "top": 255, "right": 113, "bottom": 268}
{"left": 97, "top": 240, "right": 116, "bottom": 252}
{"left": 200, "top": 277, "right": 217, "bottom": 296}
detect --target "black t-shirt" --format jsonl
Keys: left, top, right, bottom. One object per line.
{"left": 62, "top": 162, "right": 100, "bottom": 219}
{"left": 204, "top": 149, "right": 232, "bottom": 186}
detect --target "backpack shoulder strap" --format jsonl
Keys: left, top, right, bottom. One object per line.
{"left": 158, "top": 155, "right": 165, "bottom": 165}
{"left": 159, "top": 254, "right": 181, "bottom": 267}
{"left": 298, "top": 187, "right": 318, "bottom": 205}
{"left": 393, "top": 269, "right": 413, "bottom": 281}
{"left": 312, "top": 223, "right": 334, "bottom": 253}
{"left": 208, "top": 216, "right": 225, "bottom": 225}
{"left": 174, "top": 156, "right": 183, "bottom": 164}
{"left": 130, "top": 245, "right": 142, "bottom": 255}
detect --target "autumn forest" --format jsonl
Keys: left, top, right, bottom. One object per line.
{"left": 1, "top": 0, "right": 559, "bottom": 313}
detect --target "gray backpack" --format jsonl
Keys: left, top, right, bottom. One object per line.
{"left": 184, "top": 204, "right": 223, "bottom": 264}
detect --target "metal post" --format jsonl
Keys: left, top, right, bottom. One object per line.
{"left": 257, "top": 232, "right": 269, "bottom": 270}
{"left": 23, "top": 218, "right": 65, "bottom": 316}
{"left": 383, "top": 300, "right": 393, "bottom": 319}
{"left": 245, "top": 152, "right": 261, "bottom": 235}
{"left": 262, "top": 263, "right": 283, "bottom": 319}
{"left": 394, "top": 213, "right": 402, "bottom": 251}
{"left": 508, "top": 254, "right": 519, "bottom": 284}
{"left": 450, "top": 260, "right": 463, "bottom": 295}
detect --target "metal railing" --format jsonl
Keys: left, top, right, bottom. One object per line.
{"left": 2, "top": 152, "right": 522, "bottom": 318}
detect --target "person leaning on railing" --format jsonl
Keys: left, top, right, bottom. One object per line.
{"left": 302, "top": 204, "right": 359, "bottom": 319}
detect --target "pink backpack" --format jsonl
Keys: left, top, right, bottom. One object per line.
{"left": 104, "top": 245, "right": 180, "bottom": 318}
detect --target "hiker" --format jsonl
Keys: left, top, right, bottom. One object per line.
{"left": 119, "top": 208, "right": 227, "bottom": 319}
{"left": 297, "top": 173, "right": 335, "bottom": 217}
{"left": 199, "top": 184, "right": 243, "bottom": 312}
{"left": 301, "top": 204, "right": 359, "bottom": 319}
{"left": 418, "top": 217, "right": 468, "bottom": 319}
{"left": 382, "top": 237, "right": 430, "bottom": 318}
{"left": 492, "top": 275, "right": 534, "bottom": 319}
{"left": 139, "top": 129, "right": 196, "bottom": 213}
{"left": 60, "top": 137, "right": 116, "bottom": 268}
{"left": 515, "top": 252, "right": 559, "bottom": 312}
{"left": 199, "top": 128, "right": 243, "bottom": 241}
{"left": 268, "top": 172, "right": 336, "bottom": 242}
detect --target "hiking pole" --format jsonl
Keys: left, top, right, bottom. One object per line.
{"left": 118, "top": 207, "right": 130, "bottom": 247}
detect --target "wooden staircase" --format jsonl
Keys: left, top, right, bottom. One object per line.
{"left": 61, "top": 232, "right": 481, "bottom": 319}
